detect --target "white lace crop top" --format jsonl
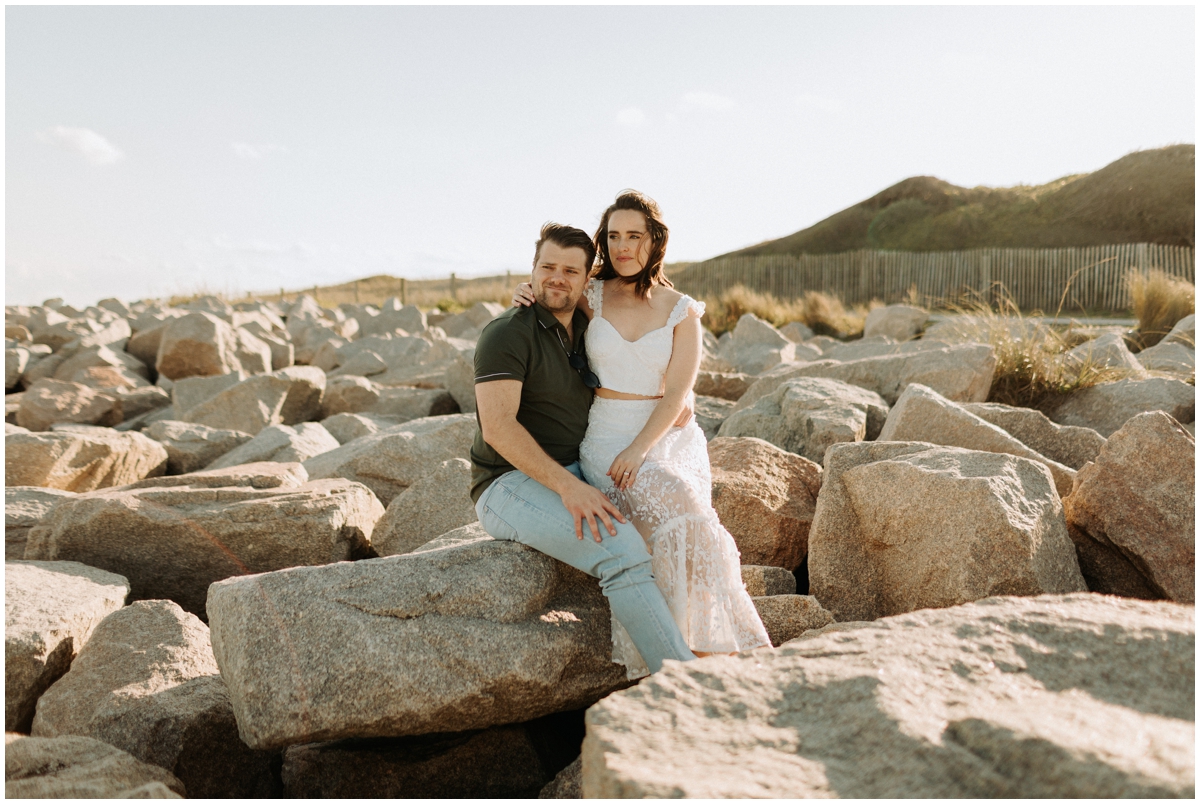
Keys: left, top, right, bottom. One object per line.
{"left": 583, "top": 278, "right": 706, "bottom": 397}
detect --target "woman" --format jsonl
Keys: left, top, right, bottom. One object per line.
{"left": 513, "top": 190, "right": 771, "bottom": 678}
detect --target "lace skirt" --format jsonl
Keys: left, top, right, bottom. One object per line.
{"left": 579, "top": 397, "right": 772, "bottom": 679}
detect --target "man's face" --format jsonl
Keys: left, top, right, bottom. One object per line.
{"left": 532, "top": 241, "right": 590, "bottom": 313}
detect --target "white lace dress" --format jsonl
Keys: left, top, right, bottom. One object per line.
{"left": 578, "top": 279, "right": 772, "bottom": 679}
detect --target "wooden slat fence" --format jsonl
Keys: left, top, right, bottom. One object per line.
{"left": 670, "top": 243, "right": 1195, "bottom": 312}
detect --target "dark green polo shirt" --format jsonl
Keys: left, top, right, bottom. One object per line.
{"left": 469, "top": 302, "right": 594, "bottom": 503}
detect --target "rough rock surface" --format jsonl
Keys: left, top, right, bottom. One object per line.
{"left": 708, "top": 437, "right": 821, "bottom": 571}
{"left": 719, "top": 378, "right": 889, "bottom": 463}
{"left": 5, "top": 734, "right": 186, "bottom": 798}
{"left": 271, "top": 365, "right": 327, "bottom": 424}
{"left": 879, "top": 384, "right": 1076, "bottom": 498}
{"left": 5, "top": 487, "right": 76, "bottom": 560}
{"left": 779, "top": 321, "right": 815, "bottom": 343}
{"left": 180, "top": 373, "right": 292, "bottom": 435}
{"left": 143, "top": 419, "right": 252, "bottom": 474}
{"left": 962, "top": 401, "right": 1106, "bottom": 470}
{"left": 752, "top": 594, "right": 835, "bottom": 646}
{"left": 1050, "top": 377, "right": 1195, "bottom": 437}
{"left": 320, "top": 411, "right": 401, "bottom": 444}
{"left": 716, "top": 314, "right": 796, "bottom": 375}
{"left": 31, "top": 600, "right": 279, "bottom": 797}
{"left": 204, "top": 422, "right": 339, "bottom": 470}
{"left": 1136, "top": 340, "right": 1196, "bottom": 374}
{"left": 1062, "top": 331, "right": 1145, "bottom": 373}
{"left": 581, "top": 594, "right": 1195, "bottom": 798}
{"left": 693, "top": 395, "right": 735, "bottom": 441}
{"left": 740, "top": 565, "right": 797, "bottom": 597}
{"left": 116, "top": 460, "right": 309, "bottom": 491}
{"left": 809, "top": 441, "right": 1086, "bottom": 623}
{"left": 171, "top": 371, "right": 244, "bottom": 418}
{"left": 155, "top": 312, "right": 243, "bottom": 380}
{"left": 692, "top": 371, "right": 752, "bottom": 401}
{"left": 207, "top": 539, "right": 630, "bottom": 750}
{"left": 16, "top": 379, "right": 120, "bottom": 431}
{"left": 1063, "top": 412, "right": 1195, "bottom": 603}
{"left": 372, "top": 458, "right": 477, "bottom": 557}
{"left": 444, "top": 347, "right": 477, "bottom": 413}
{"left": 5, "top": 561, "right": 129, "bottom": 732}
{"left": 303, "top": 413, "right": 476, "bottom": 505}
{"left": 24, "top": 479, "right": 383, "bottom": 616}
{"left": 742, "top": 343, "right": 996, "bottom": 406}
{"left": 320, "top": 375, "right": 379, "bottom": 417}
{"left": 414, "top": 521, "right": 494, "bottom": 553}
{"left": 6, "top": 428, "right": 168, "bottom": 492}
{"left": 862, "top": 305, "right": 928, "bottom": 341}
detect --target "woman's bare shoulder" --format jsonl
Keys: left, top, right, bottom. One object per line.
{"left": 651, "top": 285, "right": 685, "bottom": 309}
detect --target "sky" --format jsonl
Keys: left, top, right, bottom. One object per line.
{"left": 5, "top": 5, "right": 1195, "bottom": 307}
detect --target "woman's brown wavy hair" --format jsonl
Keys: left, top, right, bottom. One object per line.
{"left": 592, "top": 190, "right": 673, "bottom": 298}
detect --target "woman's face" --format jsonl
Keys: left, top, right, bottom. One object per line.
{"left": 607, "top": 209, "right": 651, "bottom": 278}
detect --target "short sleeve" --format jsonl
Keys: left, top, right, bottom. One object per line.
{"left": 474, "top": 318, "right": 530, "bottom": 384}
{"left": 584, "top": 278, "right": 603, "bottom": 315}
{"left": 667, "top": 295, "right": 705, "bottom": 329}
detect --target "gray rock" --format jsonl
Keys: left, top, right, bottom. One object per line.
{"left": 809, "top": 441, "right": 1086, "bottom": 623}
{"left": 114, "top": 460, "right": 309, "bottom": 491}
{"left": 329, "top": 349, "right": 388, "bottom": 378}
{"left": 818, "top": 336, "right": 949, "bottom": 363}
{"left": 863, "top": 304, "right": 928, "bottom": 341}
{"left": 320, "top": 375, "right": 379, "bottom": 418}
{"left": 180, "top": 373, "right": 292, "bottom": 435}
{"left": 736, "top": 343, "right": 996, "bottom": 407}
{"left": 320, "top": 411, "right": 402, "bottom": 444}
{"left": 1063, "top": 412, "right": 1195, "bottom": 603}
{"left": 581, "top": 593, "right": 1195, "bottom": 798}
{"left": 716, "top": 314, "right": 796, "bottom": 375}
{"left": 143, "top": 419, "right": 253, "bottom": 474}
{"left": 413, "top": 521, "right": 494, "bottom": 554}
{"left": 271, "top": 365, "right": 326, "bottom": 424}
{"left": 779, "top": 321, "right": 814, "bottom": 343}
{"left": 6, "top": 347, "right": 29, "bottom": 390}
{"left": 709, "top": 437, "right": 821, "bottom": 571}
{"left": 155, "top": 312, "right": 243, "bottom": 381}
{"left": 232, "top": 328, "right": 272, "bottom": 376}
{"left": 693, "top": 395, "right": 735, "bottom": 440}
{"left": 171, "top": 371, "right": 245, "bottom": 417}
{"left": 879, "top": 384, "right": 1076, "bottom": 498}
{"left": 52, "top": 344, "right": 149, "bottom": 384}
{"left": 24, "top": 478, "right": 383, "bottom": 616}
{"left": 5, "top": 561, "right": 129, "bottom": 732}
{"left": 692, "top": 370, "right": 752, "bottom": 401}
{"left": 5, "top": 429, "right": 168, "bottom": 492}
{"left": 1062, "top": 331, "right": 1145, "bottom": 373}
{"left": 31, "top": 600, "right": 278, "bottom": 797}
{"left": 444, "top": 347, "right": 477, "bottom": 413}
{"left": 204, "top": 422, "right": 339, "bottom": 470}
{"left": 5, "top": 487, "right": 77, "bottom": 560}
{"left": 740, "top": 565, "right": 797, "bottom": 597}
{"left": 962, "top": 401, "right": 1106, "bottom": 470}
{"left": 16, "top": 379, "right": 120, "bottom": 431}
{"left": 372, "top": 458, "right": 477, "bottom": 556}
{"left": 1162, "top": 313, "right": 1195, "bottom": 346}
{"left": 4, "top": 734, "right": 185, "bottom": 798}
{"left": 1136, "top": 340, "right": 1195, "bottom": 374}
{"left": 751, "top": 594, "right": 834, "bottom": 646}
{"left": 303, "top": 413, "right": 476, "bottom": 505}
{"left": 357, "top": 303, "right": 427, "bottom": 337}
{"left": 1050, "top": 377, "right": 1195, "bottom": 437}
{"left": 438, "top": 302, "right": 505, "bottom": 339}
{"left": 207, "top": 539, "right": 630, "bottom": 750}
{"left": 370, "top": 386, "right": 459, "bottom": 421}
{"left": 719, "top": 378, "right": 889, "bottom": 463}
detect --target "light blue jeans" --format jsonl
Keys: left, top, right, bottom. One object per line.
{"left": 475, "top": 463, "right": 696, "bottom": 674}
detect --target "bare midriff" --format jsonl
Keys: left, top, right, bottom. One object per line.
{"left": 594, "top": 388, "right": 662, "bottom": 401}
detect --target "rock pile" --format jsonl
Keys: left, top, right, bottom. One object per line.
{"left": 5, "top": 297, "right": 1195, "bottom": 797}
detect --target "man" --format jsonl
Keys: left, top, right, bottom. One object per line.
{"left": 470, "top": 222, "right": 696, "bottom": 674}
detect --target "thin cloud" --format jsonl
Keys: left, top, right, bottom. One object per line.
{"left": 40, "top": 126, "right": 124, "bottom": 166}
{"left": 680, "top": 91, "right": 735, "bottom": 112}
{"left": 615, "top": 107, "right": 647, "bottom": 127}
{"left": 232, "top": 142, "right": 288, "bottom": 160}
{"left": 796, "top": 93, "right": 844, "bottom": 113}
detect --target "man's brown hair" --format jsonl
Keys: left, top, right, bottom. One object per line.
{"left": 592, "top": 190, "right": 673, "bottom": 298}
{"left": 533, "top": 222, "right": 597, "bottom": 268}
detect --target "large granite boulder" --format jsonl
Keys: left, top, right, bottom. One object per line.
{"left": 1049, "top": 377, "right": 1195, "bottom": 437}
{"left": 809, "top": 441, "right": 1086, "bottom": 623}
{"left": 143, "top": 419, "right": 253, "bottom": 474}
{"left": 303, "top": 413, "right": 476, "bottom": 505}
{"left": 736, "top": 342, "right": 995, "bottom": 409}
{"left": 179, "top": 373, "right": 292, "bottom": 435}
{"left": 962, "top": 401, "right": 1106, "bottom": 470}
{"left": 6, "top": 428, "right": 168, "bottom": 491}
{"left": 716, "top": 314, "right": 796, "bottom": 376}
{"left": 4, "top": 487, "right": 76, "bottom": 560}
{"left": 444, "top": 347, "right": 477, "bottom": 413}
{"left": 692, "top": 370, "right": 752, "bottom": 401}
{"left": 5, "top": 734, "right": 185, "bottom": 798}
{"left": 372, "top": 458, "right": 477, "bottom": 557}
{"left": 740, "top": 565, "right": 797, "bottom": 597}
{"left": 155, "top": 312, "right": 243, "bottom": 380}
{"left": 171, "top": 371, "right": 244, "bottom": 417}
{"left": 24, "top": 479, "right": 383, "bottom": 616}
{"left": 31, "top": 600, "right": 279, "bottom": 797}
{"left": 581, "top": 594, "right": 1195, "bottom": 798}
{"left": 693, "top": 395, "right": 735, "bottom": 440}
{"left": 718, "top": 378, "right": 888, "bottom": 463}
{"left": 6, "top": 347, "right": 30, "bottom": 390}
{"left": 751, "top": 594, "right": 834, "bottom": 646}
{"left": 204, "top": 422, "right": 339, "bottom": 470}
{"left": 16, "top": 379, "right": 120, "bottom": 431}
{"left": 1062, "top": 331, "right": 1145, "bottom": 373}
{"left": 878, "top": 384, "right": 1076, "bottom": 497}
{"left": 320, "top": 411, "right": 402, "bottom": 444}
{"left": 5, "top": 561, "right": 129, "bottom": 732}
{"left": 862, "top": 304, "right": 928, "bottom": 341}
{"left": 1063, "top": 412, "right": 1195, "bottom": 603}
{"left": 271, "top": 365, "right": 326, "bottom": 424}
{"left": 438, "top": 301, "right": 506, "bottom": 339}
{"left": 1136, "top": 340, "right": 1196, "bottom": 375}
{"left": 708, "top": 437, "right": 821, "bottom": 571}
{"left": 207, "top": 539, "right": 629, "bottom": 750}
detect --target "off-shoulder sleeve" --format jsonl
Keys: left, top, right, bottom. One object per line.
{"left": 584, "top": 278, "right": 603, "bottom": 315}
{"left": 667, "top": 294, "right": 705, "bottom": 329}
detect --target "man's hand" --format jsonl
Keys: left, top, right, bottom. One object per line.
{"left": 559, "top": 477, "right": 627, "bottom": 542}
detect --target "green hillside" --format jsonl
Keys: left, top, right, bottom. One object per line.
{"left": 725, "top": 145, "right": 1194, "bottom": 257}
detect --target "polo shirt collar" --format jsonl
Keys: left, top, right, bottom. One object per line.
{"left": 533, "top": 301, "right": 588, "bottom": 345}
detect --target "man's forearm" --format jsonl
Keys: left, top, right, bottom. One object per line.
{"left": 483, "top": 417, "right": 580, "bottom": 495}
